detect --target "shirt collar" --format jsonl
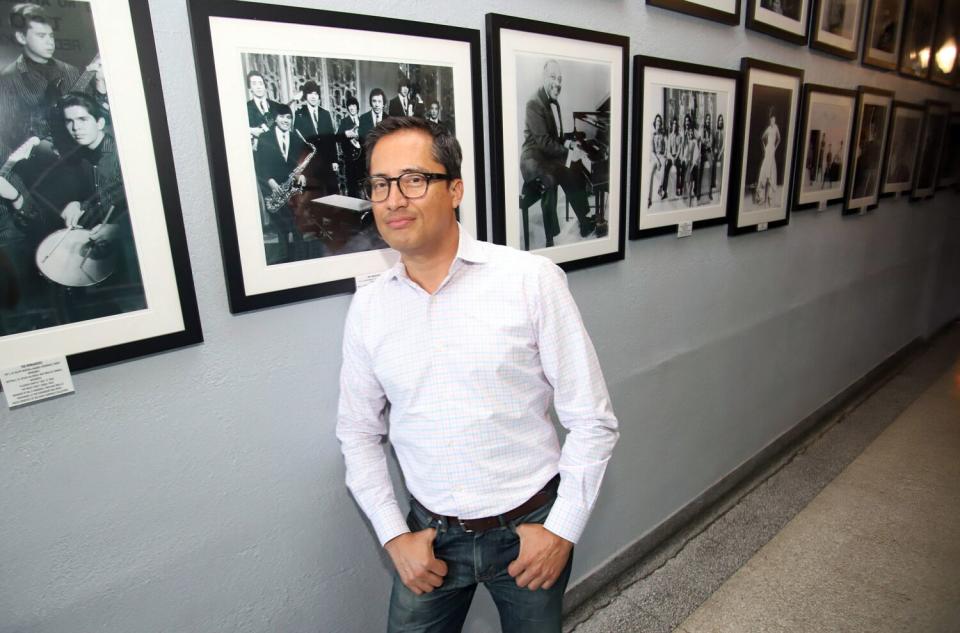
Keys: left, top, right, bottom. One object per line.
{"left": 382, "top": 224, "right": 488, "bottom": 283}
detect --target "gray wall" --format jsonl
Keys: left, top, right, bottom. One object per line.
{"left": 2, "top": 1, "right": 959, "bottom": 632}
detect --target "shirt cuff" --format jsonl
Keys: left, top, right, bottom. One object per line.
{"left": 543, "top": 495, "right": 590, "bottom": 544}
{"left": 369, "top": 504, "right": 411, "bottom": 547}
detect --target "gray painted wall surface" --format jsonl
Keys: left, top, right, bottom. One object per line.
{"left": 2, "top": 1, "right": 959, "bottom": 632}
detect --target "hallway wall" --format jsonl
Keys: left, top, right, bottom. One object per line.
{"left": 2, "top": 1, "right": 959, "bottom": 632}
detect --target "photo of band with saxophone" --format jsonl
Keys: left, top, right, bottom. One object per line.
{"left": 0, "top": 1, "right": 143, "bottom": 338}
{"left": 240, "top": 53, "right": 456, "bottom": 265}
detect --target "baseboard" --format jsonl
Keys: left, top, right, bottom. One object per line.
{"left": 563, "top": 331, "right": 932, "bottom": 617}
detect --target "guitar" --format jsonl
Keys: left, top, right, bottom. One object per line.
{"left": 0, "top": 136, "right": 42, "bottom": 230}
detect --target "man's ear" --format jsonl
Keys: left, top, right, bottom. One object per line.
{"left": 449, "top": 178, "right": 464, "bottom": 209}
{"left": 97, "top": 117, "right": 106, "bottom": 131}
{"left": 14, "top": 32, "right": 26, "bottom": 46}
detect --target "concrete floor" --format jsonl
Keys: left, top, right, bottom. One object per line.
{"left": 568, "top": 326, "right": 960, "bottom": 633}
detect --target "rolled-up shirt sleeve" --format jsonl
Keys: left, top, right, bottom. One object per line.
{"left": 335, "top": 293, "right": 409, "bottom": 546}
{"left": 531, "top": 260, "right": 619, "bottom": 544}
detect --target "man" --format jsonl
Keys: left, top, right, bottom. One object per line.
{"left": 336, "top": 116, "right": 618, "bottom": 633}
{"left": 424, "top": 100, "right": 447, "bottom": 133}
{"left": 254, "top": 104, "right": 307, "bottom": 263}
{"left": 359, "top": 87, "right": 387, "bottom": 144}
{"left": 387, "top": 79, "right": 422, "bottom": 118}
{"left": 246, "top": 70, "right": 282, "bottom": 148}
{"left": 0, "top": 3, "right": 106, "bottom": 166}
{"left": 520, "top": 60, "right": 597, "bottom": 247}
{"left": 337, "top": 96, "right": 365, "bottom": 198}
{"left": 293, "top": 80, "right": 338, "bottom": 194}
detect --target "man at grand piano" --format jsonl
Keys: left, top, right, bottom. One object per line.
{"left": 337, "top": 96, "right": 365, "bottom": 199}
{"left": 294, "top": 80, "right": 339, "bottom": 195}
{"left": 254, "top": 104, "right": 307, "bottom": 263}
{"left": 520, "top": 59, "right": 598, "bottom": 248}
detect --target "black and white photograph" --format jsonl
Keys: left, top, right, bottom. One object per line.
{"left": 239, "top": 53, "right": 455, "bottom": 266}
{"left": 880, "top": 101, "right": 924, "bottom": 196}
{"left": 190, "top": 1, "right": 484, "bottom": 312}
{"left": 630, "top": 57, "right": 738, "bottom": 238}
{"left": 930, "top": 0, "right": 959, "bottom": 86}
{"left": 793, "top": 85, "right": 856, "bottom": 209}
{"left": 810, "top": 0, "right": 865, "bottom": 58}
{"left": 747, "top": 0, "right": 812, "bottom": 44}
{"left": 912, "top": 100, "right": 950, "bottom": 199}
{"left": 844, "top": 87, "right": 892, "bottom": 213}
{"left": 0, "top": 0, "right": 201, "bottom": 371}
{"left": 936, "top": 113, "right": 960, "bottom": 188}
{"left": 645, "top": 0, "right": 742, "bottom": 25}
{"left": 487, "top": 14, "right": 627, "bottom": 270}
{"left": 898, "top": 0, "right": 939, "bottom": 79}
{"left": 729, "top": 58, "right": 802, "bottom": 234}
{"left": 862, "top": 0, "right": 906, "bottom": 69}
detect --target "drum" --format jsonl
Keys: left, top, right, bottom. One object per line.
{"left": 35, "top": 227, "right": 116, "bottom": 287}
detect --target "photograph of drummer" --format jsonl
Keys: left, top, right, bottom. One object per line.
{"left": 0, "top": 4, "right": 143, "bottom": 338}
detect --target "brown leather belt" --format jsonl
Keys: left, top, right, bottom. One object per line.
{"left": 415, "top": 474, "right": 560, "bottom": 533}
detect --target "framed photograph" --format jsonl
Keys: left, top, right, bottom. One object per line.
{"left": 0, "top": 0, "right": 201, "bottom": 374}
{"left": 746, "top": 0, "right": 812, "bottom": 44}
{"left": 792, "top": 84, "right": 856, "bottom": 210}
{"left": 911, "top": 100, "right": 950, "bottom": 199}
{"left": 630, "top": 56, "right": 739, "bottom": 238}
{"left": 810, "top": 0, "right": 867, "bottom": 58}
{"left": 729, "top": 58, "right": 803, "bottom": 235}
{"left": 936, "top": 113, "right": 960, "bottom": 188}
{"left": 188, "top": 0, "right": 485, "bottom": 313}
{"left": 486, "top": 14, "right": 627, "bottom": 270}
{"left": 646, "top": 0, "right": 743, "bottom": 26}
{"left": 898, "top": 0, "right": 939, "bottom": 79}
{"left": 880, "top": 101, "right": 924, "bottom": 196}
{"left": 862, "top": 0, "right": 907, "bottom": 70}
{"left": 930, "top": 0, "right": 960, "bottom": 86}
{"left": 843, "top": 87, "right": 893, "bottom": 213}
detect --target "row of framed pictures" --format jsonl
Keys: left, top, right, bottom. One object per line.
{"left": 1, "top": 0, "right": 957, "bottom": 380}
{"left": 647, "top": 0, "right": 960, "bottom": 86}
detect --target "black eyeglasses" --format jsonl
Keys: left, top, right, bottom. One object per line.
{"left": 361, "top": 172, "right": 451, "bottom": 202}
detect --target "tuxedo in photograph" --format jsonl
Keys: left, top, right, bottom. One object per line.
{"left": 247, "top": 97, "right": 282, "bottom": 142}
{"left": 337, "top": 112, "right": 365, "bottom": 198}
{"left": 520, "top": 86, "right": 593, "bottom": 243}
{"left": 254, "top": 126, "right": 307, "bottom": 260}
{"left": 387, "top": 93, "right": 412, "bottom": 118}
{"left": 294, "top": 104, "right": 338, "bottom": 194}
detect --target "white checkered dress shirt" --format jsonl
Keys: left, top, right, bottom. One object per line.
{"left": 337, "top": 227, "right": 618, "bottom": 546}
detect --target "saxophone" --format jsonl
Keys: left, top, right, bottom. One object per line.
{"left": 266, "top": 137, "right": 317, "bottom": 212}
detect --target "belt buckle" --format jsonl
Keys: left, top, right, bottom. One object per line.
{"left": 458, "top": 518, "right": 474, "bottom": 533}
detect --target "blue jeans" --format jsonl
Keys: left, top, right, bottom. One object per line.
{"left": 387, "top": 493, "right": 572, "bottom": 633}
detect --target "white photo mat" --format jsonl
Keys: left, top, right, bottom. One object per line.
{"left": 796, "top": 90, "right": 856, "bottom": 205}
{"left": 754, "top": 0, "right": 811, "bottom": 36}
{"left": 881, "top": 105, "right": 924, "bottom": 194}
{"left": 846, "top": 91, "right": 892, "bottom": 210}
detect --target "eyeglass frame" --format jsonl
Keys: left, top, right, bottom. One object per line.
{"left": 361, "top": 171, "right": 453, "bottom": 202}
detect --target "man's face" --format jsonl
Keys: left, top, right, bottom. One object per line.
{"left": 371, "top": 94, "right": 384, "bottom": 115}
{"left": 369, "top": 129, "right": 463, "bottom": 257}
{"left": 348, "top": 103, "right": 359, "bottom": 116}
{"left": 542, "top": 62, "right": 562, "bottom": 100}
{"left": 275, "top": 113, "right": 292, "bottom": 132}
{"left": 248, "top": 75, "right": 266, "bottom": 99}
{"left": 17, "top": 21, "right": 55, "bottom": 62}
{"left": 64, "top": 105, "right": 105, "bottom": 148}
{"left": 428, "top": 103, "right": 440, "bottom": 120}
{"left": 306, "top": 91, "right": 320, "bottom": 107}
{"left": 399, "top": 85, "right": 410, "bottom": 98}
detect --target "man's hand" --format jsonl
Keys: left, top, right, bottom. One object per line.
{"left": 0, "top": 176, "right": 20, "bottom": 202}
{"left": 62, "top": 201, "right": 84, "bottom": 227}
{"left": 384, "top": 529, "right": 448, "bottom": 596}
{"left": 507, "top": 524, "right": 572, "bottom": 591}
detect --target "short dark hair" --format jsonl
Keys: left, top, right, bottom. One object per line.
{"left": 246, "top": 70, "right": 265, "bottom": 89}
{"left": 301, "top": 80, "right": 320, "bottom": 97}
{"left": 368, "top": 87, "right": 385, "bottom": 106}
{"left": 364, "top": 116, "right": 461, "bottom": 180}
{"left": 274, "top": 103, "right": 292, "bottom": 117}
{"left": 397, "top": 78, "right": 410, "bottom": 91}
{"left": 10, "top": 3, "right": 47, "bottom": 35}
{"left": 345, "top": 96, "right": 360, "bottom": 110}
{"left": 60, "top": 92, "right": 104, "bottom": 121}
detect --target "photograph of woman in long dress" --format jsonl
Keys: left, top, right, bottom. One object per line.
{"left": 741, "top": 82, "right": 792, "bottom": 211}
{"left": 648, "top": 114, "right": 666, "bottom": 207}
{"left": 756, "top": 107, "right": 781, "bottom": 206}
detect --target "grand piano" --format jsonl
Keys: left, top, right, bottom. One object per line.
{"left": 569, "top": 95, "right": 611, "bottom": 237}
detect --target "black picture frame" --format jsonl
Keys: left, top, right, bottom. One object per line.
{"left": 843, "top": 86, "right": 894, "bottom": 214}
{"left": 746, "top": 0, "right": 813, "bottom": 44}
{"left": 646, "top": 0, "right": 743, "bottom": 25}
{"left": 486, "top": 13, "right": 628, "bottom": 271}
{"left": 936, "top": 112, "right": 960, "bottom": 188}
{"left": 629, "top": 55, "right": 740, "bottom": 239}
{"left": 728, "top": 57, "right": 804, "bottom": 235}
{"left": 929, "top": 0, "right": 960, "bottom": 86}
{"left": 910, "top": 99, "right": 950, "bottom": 199}
{"left": 0, "top": 0, "right": 202, "bottom": 377}
{"left": 862, "top": 0, "right": 908, "bottom": 70}
{"left": 810, "top": 0, "right": 868, "bottom": 58}
{"left": 880, "top": 100, "right": 925, "bottom": 197}
{"left": 188, "top": 0, "right": 486, "bottom": 313}
{"left": 898, "top": 0, "right": 940, "bottom": 80}
{"left": 791, "top": 84, "right": 857, "bottom": 211}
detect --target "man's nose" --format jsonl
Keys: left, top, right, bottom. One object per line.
{"left": 384, "top": 180, "right": 408, "bottom": 208}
